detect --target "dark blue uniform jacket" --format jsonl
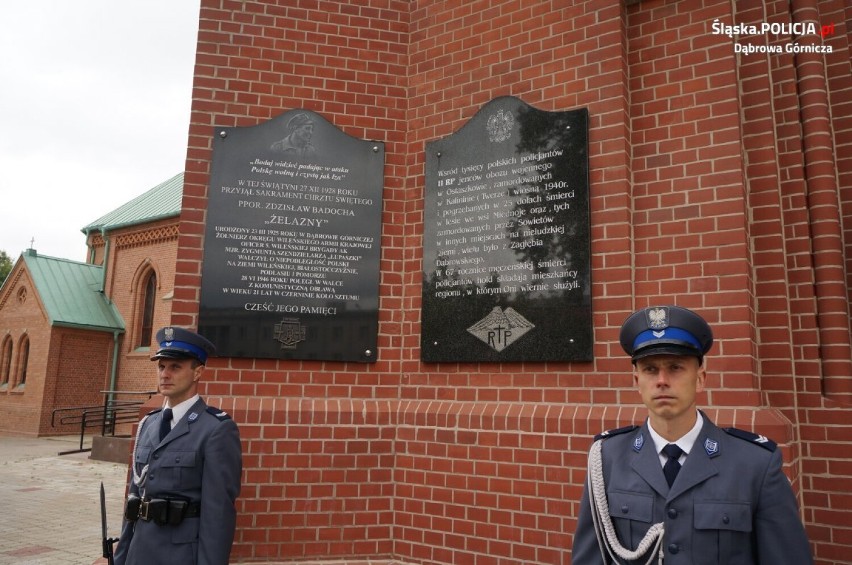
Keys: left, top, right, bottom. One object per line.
{"left": 572, "top": 413, "right": 812, "bottom": 564}
{"left": 115, "top": 398, "right": 242, "bottom": 565}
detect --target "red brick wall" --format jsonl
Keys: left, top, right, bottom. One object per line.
{"left": 171, "top": 1, "right": 852, "bottom": 563}
{"left": 0, "top": 269, "right": 51, "bottom": 436}
{"left": 732, "top": 1, "right": 852, "bottom": 560}
{"left": 88, "top": 219, "right": 180, "bottom": 395}
{"left": 0, "top": 270, "right": 114, "bottom": 436}
{"left": 820, "top": 4, "right": 852, "bottom": 560}
{"left": 829, "top": 2, "right": 852, "bottom": 314}
{"left": 43, "top": 328, "right": 116, "bottom": 435}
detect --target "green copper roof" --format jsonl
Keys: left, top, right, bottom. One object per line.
{"left": 81, "top": 172, "right": 183, "bottom": 233}
{"left": 21, "top": 250, "right": 124, "bottom": 332}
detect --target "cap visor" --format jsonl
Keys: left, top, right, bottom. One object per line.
{"left": 150, "top": 349, "right": 196, "bottom": 361}
{"left": 631, "top": 344, "right": 701, "bottom": 362}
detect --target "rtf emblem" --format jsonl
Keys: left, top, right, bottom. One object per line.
{"left": 467, "top": 306, "right": 534, "bottom": 352}
{"left": 274, "top": 318, "right": 306, "bottom": 349}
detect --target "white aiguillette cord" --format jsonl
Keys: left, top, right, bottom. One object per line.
{"left": 131, "top": 400, "right": 169, "bottom": 492}
{"left": 130, "top": 413, "right": 153, "bottom": 491}
{"left": 587, "top": 439, "right": 665, "bottom": 564}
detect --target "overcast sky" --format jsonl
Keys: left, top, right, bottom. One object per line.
{"left": 0, "top": 1, "right": 201, "bottom": 262}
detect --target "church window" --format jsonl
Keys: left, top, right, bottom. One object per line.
{"left": 139, "top": 271, "right": 157, "bottom": 348}
{"left": 0, "top": 336, "right": 11, "bottom": 390}
{"left": 15, "top": 335, "right": 28, "bottom": 389}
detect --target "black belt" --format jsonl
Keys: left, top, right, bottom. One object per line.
{"left": 138, "top": 498, "right": 201, "bottom": 526}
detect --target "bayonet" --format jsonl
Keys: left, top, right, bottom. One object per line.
{"left": 100, "top": 482, "right": 118, "bottom": 565}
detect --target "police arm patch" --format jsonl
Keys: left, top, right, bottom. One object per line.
{"left": 723, "top": 427, "right": 777, "bottom": 451}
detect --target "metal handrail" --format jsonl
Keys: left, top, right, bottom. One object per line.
{"left": 51, "top": 390, "right": 157, "bottom": 455}
{"left": 50, "top": 401, "right": 144, "bottom": 427}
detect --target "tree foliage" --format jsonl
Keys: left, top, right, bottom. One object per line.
{"left": 0, "top": 250, "right": 13, "bottom": 286}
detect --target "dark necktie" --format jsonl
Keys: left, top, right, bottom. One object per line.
{"left": 662, "top": 443, "right": 683, "bottom": 487}
{"left": 159, "top": 408, "right": 173, "bottom": 442}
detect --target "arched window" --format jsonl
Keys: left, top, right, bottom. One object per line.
{"left": 0, "top": 336, "right": 12, "bottom": 390}
{"left": 15, "top": 335, "right": 29, "bottom": 389}
{"left": 138, "top": 271, "right": 157, "bottom": 348}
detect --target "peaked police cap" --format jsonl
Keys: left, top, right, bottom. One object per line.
{"left": 619, "top": 305, "right": 713, "bottom": 362}
{"left": 150, "top": 327, "right": 216, "bottom": 364}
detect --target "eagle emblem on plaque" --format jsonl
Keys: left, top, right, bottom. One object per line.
{"left": 467, "top": 306, "right": 534, "bottom": 352}
{"left": 274, "top": 317, "right": 306, "bottom": 349}
{"left": 486, "top": 109, "right": 514, "bottom": 143}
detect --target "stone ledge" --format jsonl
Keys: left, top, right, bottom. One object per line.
{"left": 90, "top": 435, "right": 132, "bottom": 464}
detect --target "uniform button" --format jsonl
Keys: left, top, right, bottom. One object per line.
{"left": 722, "top": 514, "right": 730, "bottom": 524}
{"left": 667, "top": 508, "right": 678, "bottom": 519}
{"left": 153, "top": 453, "right": 160, "bottom": 459}
{"left": 175, "top": 457, "right": 181, "bottom": 463}
{"left": 621, "top": 505, "right": 629, "bottom": 514}
{"left": 668, "top": 544, "right": 679, "bottom": 554}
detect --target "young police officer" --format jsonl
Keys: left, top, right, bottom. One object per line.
{"left": 571, "top": 306, "right": 812, "bottom": 564}
{"left": 114, "top": 327, "right": 242, "bottom": 565}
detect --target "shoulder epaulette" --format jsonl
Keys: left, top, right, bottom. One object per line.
{"left": 595, "top": 425, "right": 639, "bottom": 441}
{"left": 723, "top": 427, "right": 777, "bottom": 452}
{"left": 206, "top": 406, "right": 232, "bottom": 421}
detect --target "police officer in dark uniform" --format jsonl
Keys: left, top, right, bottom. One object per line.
{"left": 571, "top": 305, "right": 812, "bottom": 564}
{"left": 114, "top": 327, "right": 242, "bottom": 565}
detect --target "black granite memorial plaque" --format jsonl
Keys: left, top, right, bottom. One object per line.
{"left": 199, "top": 110, "right": 384, "bottom": 362}
{"left": 421, "top": 96, "right": 591, "bottom": 363}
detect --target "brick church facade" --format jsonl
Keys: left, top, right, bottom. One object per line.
{"left": 163, "top": 0, "right": 852, "bottom": 563}
{"left": 1, "top": 0, "right": 850, "bottom": 563}
{"left": 0, "top": 174, "right": 183, "bottom": 436}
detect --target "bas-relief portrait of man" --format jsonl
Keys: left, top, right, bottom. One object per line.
{"left": 270, "top": 112, "right": 317, "bottom": 158}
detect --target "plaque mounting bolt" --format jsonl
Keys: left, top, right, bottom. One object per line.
{"left": 372, "top": 146, "right": 379, "bottom": 153}
{"left": 436, "top": 152, "right": 442, "bottom": 158}
{"left": 365, "top": 349, "right": 373, "bottom": 356}
{"left": 219, "top": 130, "right": 228, "bottom": 138}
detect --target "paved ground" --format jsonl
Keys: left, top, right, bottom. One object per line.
{"left": 0, "top": 435, "right": 127, "bottom": 565}
{"left": 0, "top": 436, "right": 398, "bottom": 565}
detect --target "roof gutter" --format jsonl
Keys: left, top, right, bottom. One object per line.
{"left": 51, "top": 321, "right": 124, "bottom": 333}
{"left": 107, "top": 330, "right": 120, "bottom": 406}
{"left": 99, "top": 228, "right": 110, "bottom": 296}
{"left": 83, "top": 212, "right": 179, "bottom": 234}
